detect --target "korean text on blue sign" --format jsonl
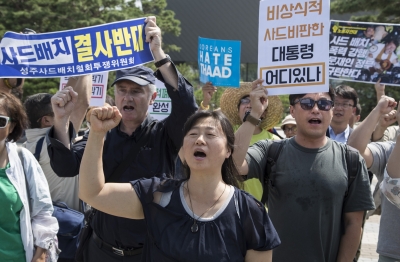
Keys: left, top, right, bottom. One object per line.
{"left": 0, "top": 17, "right": 154, "bottom": 78}
{"left": 198, "top": 37, "right": 241, "bottom": 87}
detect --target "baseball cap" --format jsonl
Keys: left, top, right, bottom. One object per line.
{"left": 111, "top": 66, "right": 156, "bottom": 86}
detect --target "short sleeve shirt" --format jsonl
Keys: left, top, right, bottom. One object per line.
{"left": 246, "top": 138, "right": 374, "bottom": 262}
{"left": 131, "top": 177, "right": 281, "bottom": 262}
{"left": 368, "top": 142, "right": 400, "bottom": 258}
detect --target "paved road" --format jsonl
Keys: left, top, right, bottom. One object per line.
{"left": 359, "top": 214, "right": 380, "bottom": 261}
{"left": 359, "top": 176, "right": 380, "bottom": 262}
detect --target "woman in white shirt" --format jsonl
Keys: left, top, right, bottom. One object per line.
{"left": 0, "top": 92, "right": 58, "bottom": 262}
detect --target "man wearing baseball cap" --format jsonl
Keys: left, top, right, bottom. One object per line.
{"left": 46, "top": 16, "right": 198, "bottom": 262}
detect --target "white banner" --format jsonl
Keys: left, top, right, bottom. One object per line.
{"left": 258, "top": 0, "right": 330, "bottom": 95}
{"left": 148, "top": 79, "right": 171, "bottom": 120}
{"left": 59, "top": 73, "right": 109, "bottom": 106}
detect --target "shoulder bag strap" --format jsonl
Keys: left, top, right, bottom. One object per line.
{"left": 261, "top": 140, "right": 285, "bottom": 205}
{"left": 345, "top": 144, "right": 359, "bottom": 198}
{"left": 341, "top": 144, "right": 359, "bottom": 234}
{"left": 34, "top": 137, "right": 45, "bottom": 161}
{"left": 106, "top": 121, "right": 155, "bottom": 183}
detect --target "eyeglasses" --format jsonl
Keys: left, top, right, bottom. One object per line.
{"left": 294, "top": 98, "right": 334, "bottom": 111}
{"left": 0, "top": 116, "right": 12, "bottom": 128}
{"left": 284, "top": 127, "right": 297, "bottom": 132}
{"left": 334, "top": 102, "right": 354, "bottom": 109}
{"left": 239, "top": 97, "right": 251, "bottom": 105}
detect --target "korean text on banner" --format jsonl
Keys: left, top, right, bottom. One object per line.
{"left": 0, "top": 17, "right": 154, "bottom": 78}
{"left": 198, "top": 37, "right": 241, "bottom": 87}
{"left": 258, "top": 0, "right": 330, "bottom": 95}
{"left": 330, "top": 20, "right": 400, "bottom": 86}
{"left": 59, "top": 73, "right": 109, "bottom": 107}
{"left": 148, "top": 79, "right": 171, "bottom": 120}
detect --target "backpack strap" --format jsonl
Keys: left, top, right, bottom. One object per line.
{"left": 34, "top": 137, "right": 45, "bottom": 162}
{"left": 345, "top": 144, "right": 359, "bottom": 197}
{"left": 261, "top": 140, "right": 285, "bottom": 205}
{"left": 341, "top": 144, "right": 359, "bottom": 234}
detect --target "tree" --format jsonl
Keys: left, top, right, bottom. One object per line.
{"left": 331, "top": 0, "right": 400, "bottom": 23}
{"left": 0, "top": 0, "right": 181, "bottom": 98}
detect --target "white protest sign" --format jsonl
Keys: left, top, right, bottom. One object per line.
{"left": 59, "top": 73, "right": 109, "bottom": 106}
{"left": 148, "top": 79, "right": 171, "bottom": 120}
{"left": 258, "top": 0, "right": 330, "bottom": 95}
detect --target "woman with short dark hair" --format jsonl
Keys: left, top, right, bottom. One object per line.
{"left": 79, "top": 108, "right": 280, "bottom": 261}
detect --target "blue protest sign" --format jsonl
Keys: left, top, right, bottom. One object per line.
{"left": 0, "top": 17, "right": 154, "bottom": 78}
{"left": 198, "top": 37, "right": 241, "bottom": 87}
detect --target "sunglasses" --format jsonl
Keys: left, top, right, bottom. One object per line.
{"left": 294, "top": 98, "right": 334, "bottom": 111}
{"left": 0, "top": 116, "right": 12, "bottom": 128}
{"left": 239, "top": 97, "right": 251, "bottom": 105}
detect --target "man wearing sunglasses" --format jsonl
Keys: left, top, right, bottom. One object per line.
{"left": 233, "top": 79, "right": 374, "bottom": 262}
{"left": 327, "top": 85, "right": 359, "bottom": 144}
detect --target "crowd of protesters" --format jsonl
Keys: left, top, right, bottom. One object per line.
{"left": 1, "top": 15, "right": 400, "bottom": 262}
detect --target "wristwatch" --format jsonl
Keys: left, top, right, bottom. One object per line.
{"left": 155, "top": 54, "right": 171, "bottom": 68}
{"left": 243, "top": 111, "right": 261, "bottom": 126}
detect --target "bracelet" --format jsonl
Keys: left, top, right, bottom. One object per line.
{"left": 3, "top": 79, "right": 14, "bottom": 89}
{"left": 200, "top": 101, "right": 210, "bottom": 110}
{"left": 3, "top": 78, "right": 23, "bottom": 89}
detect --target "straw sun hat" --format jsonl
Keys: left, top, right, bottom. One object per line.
{"left": 220, "top": 82, "right": 283, "bottom": 130}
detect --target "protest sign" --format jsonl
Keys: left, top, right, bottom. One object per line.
{"left": 198, "top": 37, "right": 241, "bottom": 87}
{"left": 0, "top": 18, "right": 153, "bottom": 78}
{"left": 148, "top": 79, "right": 171, "bottom": 120}
{"left": 258, "top": 0, "right": 330, "bottom": 95}
{"left": 59, "top": 73, "right": 109, "bottom": 107}
{"left": 329, "top": 20, "right": 400, "bottom": 86}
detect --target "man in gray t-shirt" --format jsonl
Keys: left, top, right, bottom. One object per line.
{"left": 349, "top": 95, "right": 400, "bottom": 261}
{"left": 233, "top": 80, "right": 374, "bottom": 262}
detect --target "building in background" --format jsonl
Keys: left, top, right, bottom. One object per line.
{"left": 162, "top": 0, "right": 364, "bottom": 81}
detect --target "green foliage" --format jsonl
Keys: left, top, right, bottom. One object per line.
{"left": 175, "top": 63, "right": 199, "bottom": 87}
{"left": 279, "top": 94, "right": 290, "bottom": 120}
{"left": 0, "top": 0, "right": 181, "bottom": 100}
{"left": 331, "top": 0, "right": 400, "bottom": 23}
{"left": 23, "top": 78, "right": 60, "bottom": 98}
{"left": 193, "top": 86, "right": 225, "bottom": 111}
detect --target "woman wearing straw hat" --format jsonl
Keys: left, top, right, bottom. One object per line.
{"left": 220, "top": 83, "right": 283, "bottom": 201}
{"left": 280, "top": 114, "right": 297, "bottom": 138}
{"left": 220, "top": 83, "right": 283, "bottom": 145}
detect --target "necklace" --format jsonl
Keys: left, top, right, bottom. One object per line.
{"left": 186, "top": 182, "right": 227, "bottom": 233}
